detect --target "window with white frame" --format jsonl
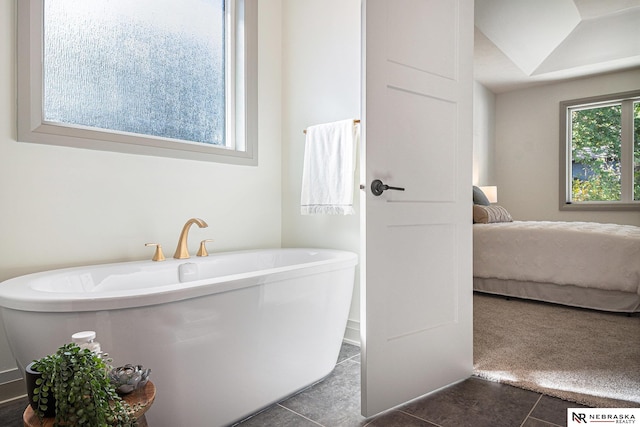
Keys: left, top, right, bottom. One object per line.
{"left": 17, "top": 0, "right": 257, "bottom": 165}
{"left": 559, "top": 90, "right": 640, "bottom": 210}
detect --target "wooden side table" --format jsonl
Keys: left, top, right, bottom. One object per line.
{"left": 23, "top": 381, "right": 155, "bottom": 427}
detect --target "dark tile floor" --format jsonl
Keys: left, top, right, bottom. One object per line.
{"left": 235, "top": 343, "right": 586, "bottom": 427}
{"left": 0, "top": 394, "right": 28, "bottom": 427}
{"left": 0, "top": 343, "right": 586, "bottom": 427}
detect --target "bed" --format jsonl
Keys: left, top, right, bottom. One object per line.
{"left": 472, "top": 201, "right": 640, "bottom": 313}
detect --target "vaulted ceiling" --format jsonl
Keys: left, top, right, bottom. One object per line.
{"left": 474, "top": 0, "right": 640, "bottom": 93}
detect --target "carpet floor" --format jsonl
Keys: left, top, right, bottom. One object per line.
{"left": 473, "top": 293, "right": 640, "bottom": 408}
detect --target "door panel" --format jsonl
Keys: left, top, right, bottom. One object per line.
{"left": 384, "top": 87, "right": 457, "bottom": 202}
{"left": 386, "top": 0, "right": 458, "bottom": 78}
{"left": 382, "top": 224, "right": 458, "bottom": 340}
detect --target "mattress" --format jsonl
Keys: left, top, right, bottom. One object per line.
{"left": 473, "top": 221, "right": 640, "bottom": 295}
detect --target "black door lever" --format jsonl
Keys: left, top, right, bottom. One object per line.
{"left": 371, "top": 179, "right": 405, "bottom": 196}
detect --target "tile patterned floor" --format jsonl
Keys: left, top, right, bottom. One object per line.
{"left": 235, "top": 343, "right": 586, "bottom": 427}
{"left": 0, "top": 343, "right": 587, "bottom": 427}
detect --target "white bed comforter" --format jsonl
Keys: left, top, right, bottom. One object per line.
{"left": 473, "top": 221, "right": 640, "bottom": 295}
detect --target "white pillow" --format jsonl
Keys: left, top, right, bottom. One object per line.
{"left": 473, "top": 205, "right": 513, "bottom": 224}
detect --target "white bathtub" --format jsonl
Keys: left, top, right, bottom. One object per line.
{"left": 0, "top": 248, "right": 357, "bottom": 427}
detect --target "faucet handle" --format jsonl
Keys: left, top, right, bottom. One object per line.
{"left": 197, "top": 239, "right": 214, "bottom": 257}
{"left": 145, "top": 243, "right": 166, "bottom": 262}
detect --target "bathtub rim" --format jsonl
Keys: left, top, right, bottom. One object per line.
{"left": 0, "top": 248, "right": 358, "bottom": 313}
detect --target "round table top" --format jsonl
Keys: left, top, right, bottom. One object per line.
{"left": 23, "top": 380, "right": 155, "bottom": 427}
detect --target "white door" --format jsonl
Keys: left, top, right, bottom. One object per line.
{"left": 360, "top": 0, "right": 474, "bottom": 417}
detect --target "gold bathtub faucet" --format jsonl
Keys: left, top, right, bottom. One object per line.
{"left": 174, "top": 218, "right": 209, "bottom": 259}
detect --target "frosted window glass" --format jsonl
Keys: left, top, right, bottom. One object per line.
{"left": 43, "top": 0, "right": 226, "bottom": 146}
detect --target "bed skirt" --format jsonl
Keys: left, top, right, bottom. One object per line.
{"left": 473, "top": 277, "right": 640, "bottom": 313}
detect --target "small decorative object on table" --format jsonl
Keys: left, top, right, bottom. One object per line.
{"left": 110, "top": 364, "right": 152, "bottom": 394}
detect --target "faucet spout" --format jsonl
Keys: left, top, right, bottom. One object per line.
{"left": 174, "top": 218, "right": 208, "bottom": 259}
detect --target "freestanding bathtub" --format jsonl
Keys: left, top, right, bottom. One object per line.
{"left": 0, "top": 248, "right": 357, "bottom": 427}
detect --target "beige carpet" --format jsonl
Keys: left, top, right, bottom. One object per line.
{"left": 473, "top": 293, "right": 640, "bottom": 408}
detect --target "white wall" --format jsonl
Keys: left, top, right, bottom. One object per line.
{"left": 0, "top": 0, "right": 282, "bottom": 395}
{"left": 473, "top": 82, "right": 496, "bottom": 187}
{"left": 494, "top": 69, "right": 640, "bottom": 226}
{"left": 280, "top": 0, "right": 362, "bottom": 343}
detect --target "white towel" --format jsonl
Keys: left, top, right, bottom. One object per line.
{"left": 301, "top": 119, "right": 358, "bottom": 215}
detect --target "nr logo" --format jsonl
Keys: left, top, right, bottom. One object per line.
{"left": 572, "top": 412, "right": 587, "bottom": 423}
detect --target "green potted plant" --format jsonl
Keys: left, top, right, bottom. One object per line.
{"left": 28, "top": 342, "right": 138, "bottom": 426}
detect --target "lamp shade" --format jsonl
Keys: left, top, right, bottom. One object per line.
{"left": 479, "top": 186, "right": 497, "bottom": 203}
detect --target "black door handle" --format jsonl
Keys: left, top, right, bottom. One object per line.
{"left": 371, "top": 179, "right": 405, "bottom": 196}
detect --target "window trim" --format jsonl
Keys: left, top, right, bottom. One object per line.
{"left": 559, "top": 90, "right": 640, "bottom": 211}
{"left": 17, "top": 0, "right": 258, "bottom": 165}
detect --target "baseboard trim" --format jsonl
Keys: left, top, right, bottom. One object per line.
{"left": 343, "top": 319, "right": 360, "bottom": 346}
{"left": 0, "top": 378, "right": 26, "bottom": 404}
{"left": 0, "top": 368, "right": 22, "bottom": 384}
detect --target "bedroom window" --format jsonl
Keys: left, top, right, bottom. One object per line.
{"left": 17, "top": 0, "right": 257, "bottom": 165}
{"left": 560, "top": 90, "right": 640, "bottom": 211}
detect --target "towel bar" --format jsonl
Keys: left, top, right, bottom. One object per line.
{"left": 303, "top": 119, "right": 360, "bottom": 134}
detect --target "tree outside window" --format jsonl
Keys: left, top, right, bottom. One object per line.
{"left": 635, "top": 102, "right": 640, "bottom": 201}
{"left": 560, "top": 91, "right": 640, "bottom": 210}
{"left": 570, "top": 104, "right": 622, "bottom": 202}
